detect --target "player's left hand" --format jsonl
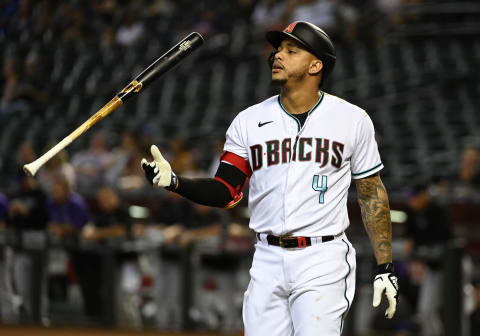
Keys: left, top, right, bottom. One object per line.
{"left": 141, "top": 145, "right": 178, "bottom": 190}
{"left": 373, "top": 263, "right": 399, "bottom": 319}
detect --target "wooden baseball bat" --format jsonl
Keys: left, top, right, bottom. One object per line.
{"left": 24, "top": 32, "right": 204, "bottom": 177}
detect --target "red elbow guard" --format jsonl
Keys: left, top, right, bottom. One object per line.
{"left": 215, "top": 152, "right": 251, "bottom": 208}
{"left": 214, "top": 175, "right": 248, "bottom": 208}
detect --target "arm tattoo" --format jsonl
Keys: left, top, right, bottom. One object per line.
{"left": 355, "top": 174, "right": 392, "bottom": 264}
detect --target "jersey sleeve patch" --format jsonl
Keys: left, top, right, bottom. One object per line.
{"left": 351, "top": 162, "right": 384, "bottom": 179}
{"left": 220, "top": 151, "right": 252, "bottom": 177}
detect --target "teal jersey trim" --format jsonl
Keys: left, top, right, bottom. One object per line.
{"left": 351, "top": 162, "right": 383, "bottom": 177}
{"left": 340, "top": 239, "right": 352, "bottom": 333}
{"left": 277, "top": 91, "right": 325, "bottom": 132}
{"left": 307, "top": 91, "right": 324, "bottom": 116}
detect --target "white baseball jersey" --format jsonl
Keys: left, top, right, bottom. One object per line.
{"left": 224, "top": 91, "right": 383, "bottom": 236}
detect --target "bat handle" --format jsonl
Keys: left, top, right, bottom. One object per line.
{"left": 23, "top": 137, "right": 73, "bottom": 177}
{"left": 23, "top": 96, "right": 123, "bottom": 177}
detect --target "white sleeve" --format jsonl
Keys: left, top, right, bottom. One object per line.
{"left": 223, "top": 114, "right": 248, "bottom": 159}
{"left": 351, "top": 113, "right": 384, "bottom": 179}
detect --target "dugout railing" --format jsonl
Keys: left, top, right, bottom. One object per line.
{"left": 0, "top": 228, "right": 472, "bottom": 335}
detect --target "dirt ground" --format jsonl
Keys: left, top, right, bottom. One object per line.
{"left": 0, "top": 325, "right": 243, "bottom": 336}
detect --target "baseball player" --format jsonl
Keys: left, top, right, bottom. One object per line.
{"left": 142, "top": 21, "right": 398, "bottom": 335}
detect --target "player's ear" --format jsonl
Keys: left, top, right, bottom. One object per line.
{"left": 309, "top": 59, "right": 323, "bottom": 76}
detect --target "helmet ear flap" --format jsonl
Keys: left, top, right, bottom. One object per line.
{"left": 268, "top": 50, "right": 277, "bottom": 69}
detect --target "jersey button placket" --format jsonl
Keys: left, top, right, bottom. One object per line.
{"left": 283, "top": 120, "right": 299, "bottom": 234}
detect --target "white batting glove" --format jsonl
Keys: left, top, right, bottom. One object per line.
{"left": 373, "top": 263, "right": 399, "bottom": 319}
{"left": 141, "top": 145, "right": 178, "bottom": 190}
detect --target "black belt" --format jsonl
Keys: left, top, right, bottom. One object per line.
{"left": 257, "top": 234, "right": 335, "bottom": 248}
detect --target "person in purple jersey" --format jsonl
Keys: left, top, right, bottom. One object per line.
{"left": 47, "top": 175, "right": 95, "bottom": 320}
{"left": 48, "top": 176, "right": 90, "bottom": 239}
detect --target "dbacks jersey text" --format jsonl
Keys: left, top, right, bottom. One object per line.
{"left": 224, "top": 92, "right": 383, "bottom": 236}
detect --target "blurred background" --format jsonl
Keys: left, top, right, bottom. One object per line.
{"left": 0, "top": 0, "right": 479, "bottom": 335}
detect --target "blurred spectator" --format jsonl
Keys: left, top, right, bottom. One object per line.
{"left": 47, "top": 175, "right": 103, "bottom": 323}
{"left": 5, "top": 141, "right": 37, "bottom": 190}
{"left": 251, "top": 0, "right": 287, "bottom": 29}
{"left": 376, "top": 0, "right": 407, "bottom": 25}
{"left": 79, "top": 185, "right": 141, "bottom": 328}
{"left": 154, "top": 192, "right": 195, "bottom": 231}
{"left": 179, "top": 203, "right": 226, "bottom": 248}
{"left": 34, "top": 0, "right": 55, "bottom": 38}
{"left": 52, "top": 1, "right": 74, "bottom": 38}
{"left": 46, "top": 174, "right": 89, "bottom": 312}
{"left": 4, "top": 170, "right": 49, "bottom": 324}
{"left": 62, "top": 4, "right": 91, "bottom": 44}
{"left": 137, "top": 125, "right": 159, "bottom": 159}
{"left": 82, "top": 186, "right": 132, "bottom": 242}
{"left": 376, "top": 0, "right": 404, "bottom": 15}
{"left": 374, "top": 0, "right": 425, "bottom": 36}
{"left": 147, "top": 0, "right": 176, "bottom": 17}
{"left": 0, "top": 56, "right": 23, "bottom": 116}
{"left": 71, "top": 132, "right": 114, "bottom": 196}
{"left": 93, "top": 0, "right": 117, "bottom": 24}
{"left": 0, "top": 50, "right": 48, "bottom": 116}
{"left": 106, "top": 130, "right": 136, "bottom": 178}
{"left": 15, "top": 141, "right": 35, "bottom": 167}
{"left": 37, "top": 148, "right": 75, "bottom": 196}
{"left": 192, "top": 9, "right": 217, "bottom": 38}
{"left": 335, "top": 0, "right": 360, "bottom": 41}
{"left": 287, "top": 0, "right": 337, "bottom": 33}
{"left": 451, "top": 143, "right": 480, "bottom": 202}
{"left": 106, "top": 129, "right": 146, "bottom": 193}
{"left": 115, "top": 13, "right": 145, "bottom": 47}
{"left": 11, "top": 0, "right": 33, "bottom": 38}
{"left": 168, "top": 136, "right": 197, "bottom": 176}
{"left": 17, "top": 50, "right": 49, "bottom": 107}
{"left": 403, "top": 183, "right": 452, "bottom": 336}
{"left": 148, "top": 193, "right": 195, "bottom": 247}
{"left": 0, "top": 0, "right": 20, "bottom": 36}
{"left": 8, "top": 172, "right": 49, "bottom": 232}
{"left": 47, "top": 175, "right": 89, "bottom": 242}
{"left": 100, "top": 24, "right": 116, "bottom": 50}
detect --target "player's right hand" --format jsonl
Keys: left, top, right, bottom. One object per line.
{"left": 141, "top": 145, "right": 178, "bottom": 190}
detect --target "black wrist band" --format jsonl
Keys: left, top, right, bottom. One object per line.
{"left": 377, "top": 262, "right": 394, "bottom": 274}
{"left": 165, "top": 172, "right": 178, "bottom": 191}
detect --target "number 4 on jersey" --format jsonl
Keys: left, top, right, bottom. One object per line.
{"left": 312, "top": 175, "right": 328, "bottom": 204}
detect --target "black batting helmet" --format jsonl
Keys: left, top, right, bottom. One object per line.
{"left": 266, "top": 21, "right": 336, "bottom": 85}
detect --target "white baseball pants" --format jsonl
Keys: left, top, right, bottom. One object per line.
{"left": 243, "top": 233, "right": 356, "bottom": 336}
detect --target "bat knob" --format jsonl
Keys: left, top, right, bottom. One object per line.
{"left": 23, "top": 163, "right": 37, "bottom": 177}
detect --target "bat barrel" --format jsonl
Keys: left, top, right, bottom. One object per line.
{"left": 118, "top": 32, "right": 204, "bottom": 102}
{"left": 140, "top": 32, "right": 204, "bottom": 86}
